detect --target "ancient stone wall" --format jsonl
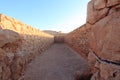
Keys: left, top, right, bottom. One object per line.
{"left": 65, "top": 0, "right": 120, "bottom": 80}
{"left": 43, "top": 30, "right": 65, "bottom": 43}
{"left": 65, "top": 24, "right": 91, "bottom": 59}
{"left": 87, "top": 0, "right": 120, "bottom": 80}
{"left": 54, "top": 35, "right": 65, "bottom": 43}
{"left": 0, "top": 14, "right": 54, "bottom": 80}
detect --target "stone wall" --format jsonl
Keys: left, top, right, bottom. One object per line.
{"left": 54, "top": 35, "right": 65, "bottom": 43}
{"left": 87, "top": 0, "right": 120, "bottom": 80}
{"left": 65, "top": 24, "right": 91, "bottom": 59}
{"left": 0, "top": 14, "right": 54, "bottom": 80}
{"left": 43, "top": 30, "right": 65, "bottom": 43}
{"left": 65, "top": 0, "right": 120, "bottom": 80}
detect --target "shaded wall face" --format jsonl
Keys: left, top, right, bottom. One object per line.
{"left": 0, "top": 14, "right": 54, "bottom": 80}
{"left": 54, "top": 35, "right": 64, "bottom": 43}
{"left": 65, "top": 24, "right": 91, "bottom": 59}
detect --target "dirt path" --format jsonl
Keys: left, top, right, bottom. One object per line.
{"left": 23, "top": 43, "right": 90, "bottom": 80}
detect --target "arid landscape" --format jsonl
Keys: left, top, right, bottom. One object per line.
{"left": 0, "top": 0, "right": 120, "bottom": 80}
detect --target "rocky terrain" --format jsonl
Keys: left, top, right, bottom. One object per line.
{"left": 65, "top": 0, "right": 120, "bottom": 80}
{"left": 0, "top": 14, "right": 54, "bottom": 80}
{"left": 0, "top": 0, "right": 120, "bottom": 80}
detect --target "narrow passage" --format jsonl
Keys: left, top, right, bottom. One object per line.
{"left": 24, "top": 43, "right": 90, "bottom": 80}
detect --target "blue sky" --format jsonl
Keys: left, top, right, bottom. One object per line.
{"left": 0, "top": 0, "right": 89, "bottom": 33}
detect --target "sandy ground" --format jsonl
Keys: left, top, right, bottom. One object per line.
{"left": 23, "top": 43, "right": 90, "bottom": 80}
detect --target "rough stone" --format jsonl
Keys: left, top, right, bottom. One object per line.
{"left": 11, "top": 55, "right": 23, "bottom": 80}
{"left": 88, "top": 52, "right": 96, "bottom": 67}
{"left": 90, "top": 10, "right": 120, "bottom": 61}
{"left": 94, "top": 0, "right": 106, "bottom": 10}
{"left": 65, "top": 24, "right": 91, "bottom": 59}
{"left": 0, "top": 29, "right": 21, "bottom": 47}
{"left": 2, "top": 66, "right": 11, "bottom": 80}
{"left": 87, "top": 0, "right": 109, "bottom": 24}
{"left": 92, "top": 63, "right": 120, "bottom": 80}
{"left": 0, "top": 48, "right": 5, "bottom": 61}
{"left": 5, "top": 53, "right": 14, "bottom": 66}
{"left": 65, "top": 0, "right": 120, "bottom": 80}
{"left": 107, "top": 0, "right": 120, "bottom": 7}
{"left": 108, "top": 4, "right": 120, "bottom": 15}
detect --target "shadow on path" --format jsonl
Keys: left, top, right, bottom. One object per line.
{"left": 24, "top": 43, "right": 90, "bottom": 80}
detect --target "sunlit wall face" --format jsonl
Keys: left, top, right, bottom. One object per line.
{"left": 0, "top": 0, "right": 90, "bottom": 33}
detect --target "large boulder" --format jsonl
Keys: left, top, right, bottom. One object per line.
{"left": 91, "top": 63, "right": 120, "bottom": 80}
{"left": 0, "top": 29, "right": 21, "bottom": 47}
{"left": 87, "top": 0, "right": 109, "bottom": 24}
{"left": 89, "top": 10, "right": 120, "bottom": 62}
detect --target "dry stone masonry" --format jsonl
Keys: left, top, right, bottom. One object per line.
{"left": 65, "top": 24, "right": 91, "bottom": 59}
{"left": 65, "top": 0, "right": 120, "bottom": 80}
{"left": 0, "top": 14, "right": 54, "bottom": 80}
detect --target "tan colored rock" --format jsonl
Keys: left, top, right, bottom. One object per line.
{"left": 65, "top": 24, "right": 91, "bottom": 59}
{"left": 94, "top": 63, "right": 120, "bottom": 80}
{"left": 0, "top": 14, "right": 54, "bottom": 80}
{"left": 5, "top": 53, "right": 14, "bottom": 66}
{"left": 107, "top": 0, "right": 120, "bottom": 7}
{"left": 11, "top": 55, "right": 23, "bottom": 80}
{"left": 94, "top": 0, "right": 106, "bottom": 10}
{"left": 0, "top": 29, "right": 21, "bottom": 47}
{"left": 2, "top": 66, "right": 11, "bottom": 80}
{"left": 2, "top": 39, "right": 22, "bottom": 53}
{"left": 87, "top": 0, "right": 109, "bottom": 24}
{"left": 90, "top": 10, "right": 120, "bottom": 62}
{"left": 0, "top": 33, "right": 7, "bottom": 48}
{"left": 91, "top": 63, "right": 120, "bottom": 80}
{"left": 0, "top": 48, "right": 5, "bottom": 61}
{"left": 88, "top": 51, "right": 96, "bottom": 67}
{"left": 108, "top": 4, "right": 120, "bottom": 15}
{"left": 90, "top": 71, "right": 101, "bottom": 80}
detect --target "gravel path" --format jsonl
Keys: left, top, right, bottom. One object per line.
{"left": 24, "top": 43, "right": 90, "bottom": 80}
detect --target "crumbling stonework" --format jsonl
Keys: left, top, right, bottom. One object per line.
{"left": 0, "top": 14, "right": 54, "bottom": 80}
